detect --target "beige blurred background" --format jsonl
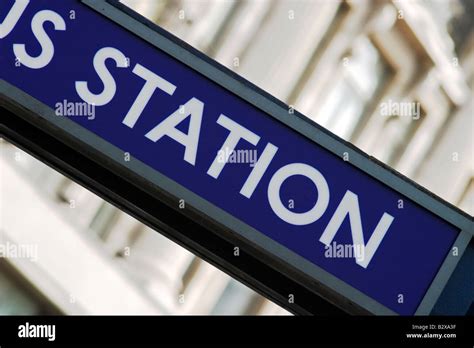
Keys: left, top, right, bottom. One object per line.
{"left": 0, "top": 0, "right": 473, "bottom": 315}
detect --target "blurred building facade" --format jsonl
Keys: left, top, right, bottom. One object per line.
{"left": 1, "top": 0, "right": 472, "bottom": 315}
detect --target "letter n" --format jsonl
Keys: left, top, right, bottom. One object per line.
{"left": 319, "top": 190, "right": 394, "bottom": 268}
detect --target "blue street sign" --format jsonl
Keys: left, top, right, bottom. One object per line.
{"left": 1, "top": 0, "right": 472, "bottom": 315}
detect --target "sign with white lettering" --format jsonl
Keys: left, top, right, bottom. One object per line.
{"left": 1, "top": 0, "right": 472, "bottom": 315}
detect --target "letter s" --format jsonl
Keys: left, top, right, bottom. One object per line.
{"left": 75, "top": 47, "right": 128, "bottom": 106}
{"left": 13, "top": 10, "right": 66, "bottom": 69}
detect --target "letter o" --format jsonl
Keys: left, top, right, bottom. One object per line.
{"left": 268, "top": 163, "right": 329, "bottom": 225}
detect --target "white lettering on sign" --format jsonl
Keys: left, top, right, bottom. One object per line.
{"left": 1, "top": 2, "right": 395, "bottom": 268}
{"left": 123, "top": 63, "right": 177, "bottom": 128}
{"left": 319, "top": 191, "right": 394, "bottom": 269}
{"left": 13, "top": 9, "right": 66, "bottom": 69}
{"left": 145, "top": 97, "right": 204, "bottom": 166}
{"left": 0, "top": 0, "right": 29, "bottom": 39}
{"left": 240, "top": 143, "right": 278, "bottom": 199}
{"left": 207, "top": 114, "right": 260, "bottom": 179}
{"left": 268, "top": 163, "right": 330, "bottom": 226}
{"left": 75, "top": 47, "right": 128, "bottom": 106}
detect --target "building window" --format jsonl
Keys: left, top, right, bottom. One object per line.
{"left": 372, "top": 102, "right": 425, "bottom": 166}
{"left": 316, "top": 36, "right": 390, "bottom": 140}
